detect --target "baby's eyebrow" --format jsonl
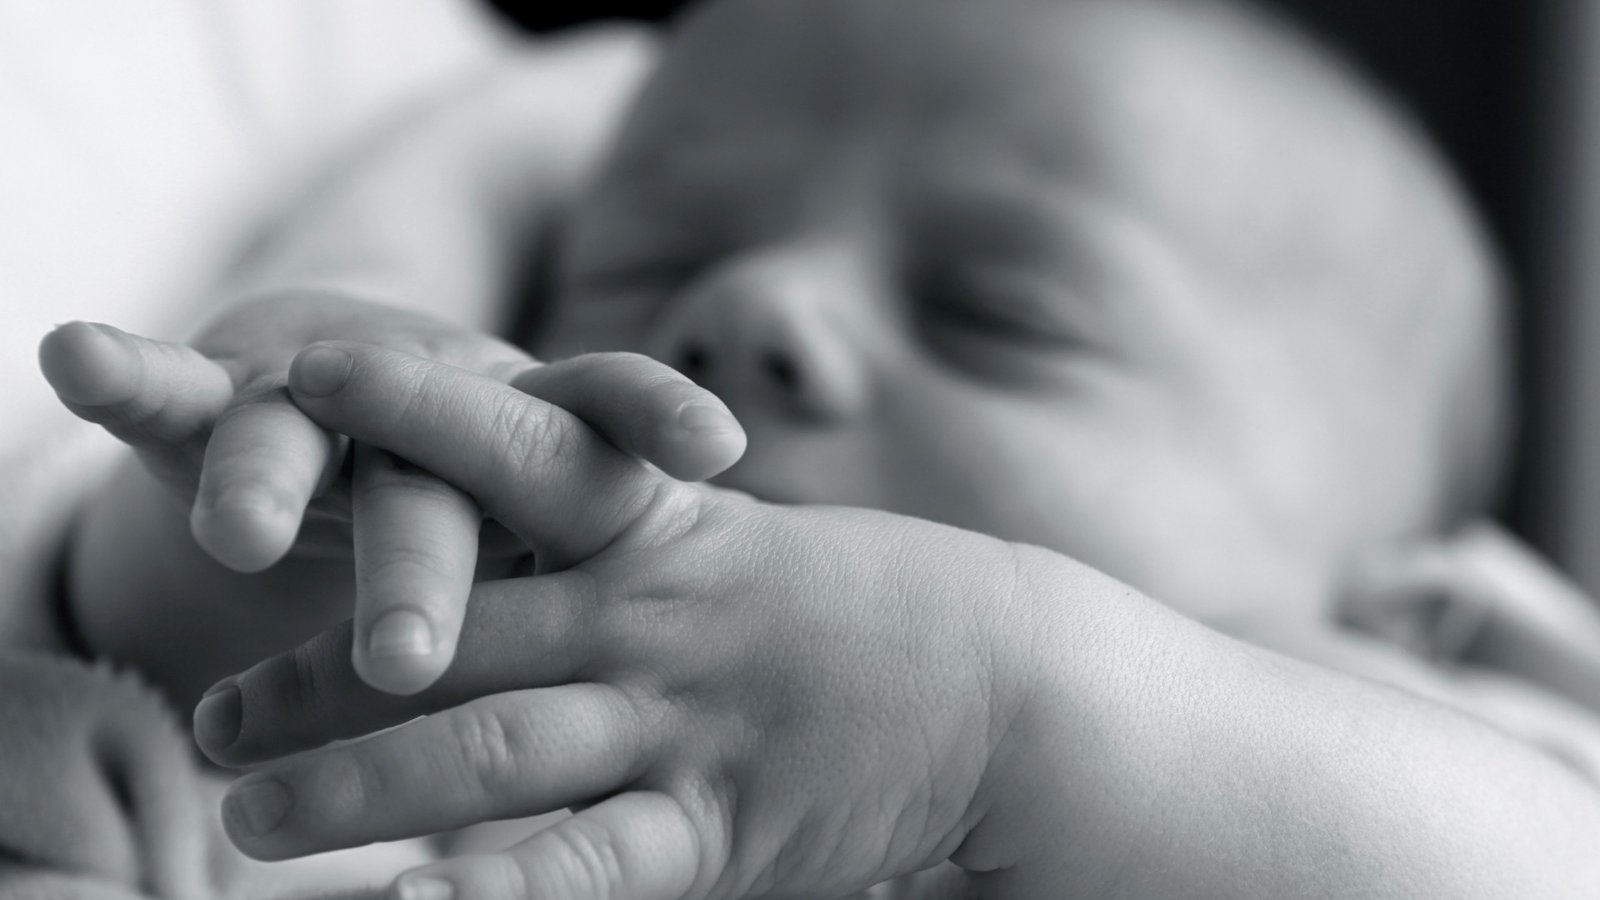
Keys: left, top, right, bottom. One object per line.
{"left": 903, "top": 184, "right": 1117, "bottom": 288}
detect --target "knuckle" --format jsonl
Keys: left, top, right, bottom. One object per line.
{"left": 540, "top": 818, "right": 626, "bottom": 898}
{"left": 310, "top": 748, "right": 384, "bottom": 828}
{"left": 116, "top": 391, "right": 186, "bottom": 443}
{"left": 454, "top": 703, "right": 529, "bottom": 795}
{"left": 391, "top": 356, "right": 452, "bottom": 421}
{"left": 360, "top": 546, "right": 443, "bottom": 594}
{"left": 488, "top": 853, "right": 534, "bottom": 899}
{"left": 285, "top": 642, "right": 329, "bottom": 723}
{"left": 627, "top": 477, "right": 704, "bottom": 547}
{"left": 494, "top": 395, "right": 578, "bottom": 474}
{"left": 360, "top": 531, "right": 465, "bottom": 589}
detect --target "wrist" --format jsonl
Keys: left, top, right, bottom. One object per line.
{"left": 957, "top": 542, "right": 1201, "bottom": 891}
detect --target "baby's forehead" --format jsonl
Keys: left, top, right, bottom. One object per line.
{"left": 620, "top": 0, "right": 1332, "bottom": 247}
{"left": 641, "top": 0, "right": 1136, "bottom": 154}
{"left": 600, "top": 0, "right": 1464, "bottom": 325}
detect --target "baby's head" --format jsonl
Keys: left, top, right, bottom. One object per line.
{"left": 538, "top": 0, "right": 1507, "bottom": 627}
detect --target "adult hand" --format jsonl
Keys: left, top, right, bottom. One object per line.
{"left": 195, "top": 342, "right": 1083, "bottom": 899}
{"left": 193, "top": 345, "right": 1600, "bottom": 900}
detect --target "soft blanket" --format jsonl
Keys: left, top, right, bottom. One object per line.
{"left": 0, "top": 427, "right": 435, "bottom": 899}
{"left": 0, "top": 650, "right": 441, "bottom": 900}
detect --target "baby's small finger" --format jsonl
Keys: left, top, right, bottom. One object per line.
{"left": 191, "top": 381, "right": 340, "bottom": 572}
{"left": 390, "top": 791, "right": 700, "bottom": 900}
{"left": 39, "top": 322, "right": 234, "bottom": 455}
{"left": 351, "top": 445, "right": 480, "bottom": 696}
{"left": 512, "top": 352, "right": 746, "bottom": 482}
{"left": 287, "top": 342, "right": 677, "bottom": 571}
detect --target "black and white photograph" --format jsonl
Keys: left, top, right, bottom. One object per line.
{"left": 4, "top": 1, "right": 1600, "bottom": 897}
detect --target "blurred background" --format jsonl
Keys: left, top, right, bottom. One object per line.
{"left": 4, "top": 0, "right": 1600, "bottom": 591}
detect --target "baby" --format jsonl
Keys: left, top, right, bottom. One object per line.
{"left": 541, "top": 0, "right": 1506, "bottom": 635}
{"left": 29, "top": 0, "right": 1600, "bottom": 896}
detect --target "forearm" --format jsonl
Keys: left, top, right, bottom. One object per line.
{"left": 215, "top": 27, "right": 658, "bottom": 335}
{"left": 976, "top": 544, "right": 1600, "bottom": 899}
{"left": 68, "top": 456, "right": 355, "bottom": 708}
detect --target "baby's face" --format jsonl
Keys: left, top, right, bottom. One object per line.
{"left": 539, "top": 0, "right": 1417, "bottom": 624}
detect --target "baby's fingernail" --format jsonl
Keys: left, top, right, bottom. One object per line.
{"left": 368, "top": 610, "right": 434, "bottom": 659}
{"left": 193, "top": 489, "right": 296, "bottom": 573}
{"left": 208, "top": 486, "right": 284, "bottom": 519}
{"left": 290, "top": 345, "right": 352, "bottom": 397}
{"left": 194, "top": 683, "right": 242, "bottom": 753}
{"left": 678, "top": 400, "right": 737, "bottom": 434}
{"left": 394, "top": 875, "right": 455, "bottom": 900}
{"left": 224, "top": 777, "right": 292, "bottom": 838}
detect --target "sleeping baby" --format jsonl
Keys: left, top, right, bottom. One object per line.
{"left": 26, "top": 0, "right": 1600, "bottom": 896}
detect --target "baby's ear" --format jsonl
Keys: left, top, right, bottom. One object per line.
{"left": 0, "top": 653, "right": 212, "bottom": 900}
{"left": 1338, "top": 522, "right": 1600, "bottom": 718}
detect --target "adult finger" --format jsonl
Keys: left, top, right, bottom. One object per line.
{"left": 190, "top": 378, "right": 342, "bottom": 572}
{"left": 38, "top": 323, "right": 234, "bottom": 477}
{"left": 286, "top": 342, "right": 689, "bottom": 569}
{"left": 351, "top": 445, "right": 482, "bottom": 696}
{"left": 219, "top": 684, "right": 655, "bottom": 861}
{"left": 514, "top": 352, "right": 745, "bottom": 482}
{"left": 390, "top": 791, "right": 700, "bottom": 900}
{"left": 194, "top": 571, "right": 599, "bottom": 766}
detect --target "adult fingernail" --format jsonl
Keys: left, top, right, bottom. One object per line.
{"left": 678, "top": 400, "right": 737, "bottom": 434}
{"left": 368, "top": 609, "right": 434, "bottom": 659}
{"left": 394, "top": 875, "right": 455, "bottom": 900}
{"left": 193, "top": 683, "right": 242, "bottom": 752}
{"left": 290, "top": 345, "right": 351, "bottom": 397}
{"left": 224, "top": 777, "right": 291, "bottom": 838}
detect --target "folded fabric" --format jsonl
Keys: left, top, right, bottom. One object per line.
{"left": 0, "top": 652, "right": 212, "bottom": 897}
{"left": 0, "top": 650, "right": 431, "bottom": 900}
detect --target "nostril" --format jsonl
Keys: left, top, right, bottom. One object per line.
{"left": 762, "top": 352, "right": 799, "bottom": 391}
{"left": 680, "top": 343, "right": 712, "bottom": 379}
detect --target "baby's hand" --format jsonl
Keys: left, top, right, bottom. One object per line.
{"left": 39, "top": 293, "right": 745, "bottom": 694}
{"left": 195, "top": 345, "right": 1084, "bottom": 898}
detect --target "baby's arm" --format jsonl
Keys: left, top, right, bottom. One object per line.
{"left": 201, "top": 346, "right": 1600, "bottom": 900}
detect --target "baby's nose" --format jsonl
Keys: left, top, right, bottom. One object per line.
{"left": 650, "top": 255, "right": 870, "bottom": 423}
